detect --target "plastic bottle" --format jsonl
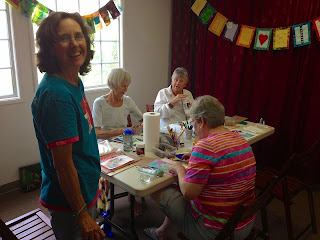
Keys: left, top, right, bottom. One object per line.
{"left": 123, "top": 129, "right": 134, "bottom": 152}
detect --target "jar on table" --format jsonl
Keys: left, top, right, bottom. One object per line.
{"left": 123, "top": 129, "right": 134, "bottom": 152}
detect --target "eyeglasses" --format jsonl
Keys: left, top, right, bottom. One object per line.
{"left": 54, "top": 33, "right": 85, "bottom": 45}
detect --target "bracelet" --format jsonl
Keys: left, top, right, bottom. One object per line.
{"left": 73, "top": 203, "right": 87, "bottom": 224}
{"left": 168, "top": 102, "right": 174, "bottom": 109}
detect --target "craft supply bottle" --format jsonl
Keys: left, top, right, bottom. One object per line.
{"left": 136, "top": 142, "right": 145, "bottom": 156}
{"left": 123, "top": 129, "right": 134, "bottom": 152}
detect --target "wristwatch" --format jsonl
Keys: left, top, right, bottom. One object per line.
{"left": 168, "top": 102, "right": 174, "bottom": 109}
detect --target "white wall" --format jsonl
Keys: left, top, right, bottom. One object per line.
{"left": 0, "top": 0, "right": 171, "bottom": 187}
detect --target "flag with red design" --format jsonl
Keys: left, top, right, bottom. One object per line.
{"left": 254, "top": 28, "right": 272, "bottom": 50}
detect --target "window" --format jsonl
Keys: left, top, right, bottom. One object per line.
{"left": 35, "top": 0, "right": 121, "bottom": 89}
{"left": 0, "top": 1, "right": 18, "bottom": 100}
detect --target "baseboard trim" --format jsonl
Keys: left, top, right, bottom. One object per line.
{"left": 0, "top": 180, "right": 20, "bottom": 195}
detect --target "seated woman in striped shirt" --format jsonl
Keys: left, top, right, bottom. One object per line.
{"left": 144, "top": 95, "right": 256, "bottom": 240}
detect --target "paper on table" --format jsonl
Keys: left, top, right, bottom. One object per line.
{"left": 243, "top": 126, "right": 265, "bottom": 134}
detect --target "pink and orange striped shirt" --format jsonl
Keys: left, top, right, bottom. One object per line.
{"left": 185, "top": 131, "right": 256, "bottom": 231}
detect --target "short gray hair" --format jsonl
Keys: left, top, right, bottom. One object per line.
{"left": 171, "top": 67, "right": 188, "bottom": 83}
{"left": 189, "top": 95, "right": 225, "bottom": 128}
{"left": 107, "top": 68, "right": 131, "bottom": 90}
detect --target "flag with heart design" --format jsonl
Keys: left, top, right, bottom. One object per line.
{"left": 254, "top": 28, "right": 272, "bottom": 50}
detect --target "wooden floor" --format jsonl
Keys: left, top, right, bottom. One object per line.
{"left": 0, "top": 186, "right": 319, "bottom": 240}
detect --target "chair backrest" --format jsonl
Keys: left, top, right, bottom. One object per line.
{"left": 278, "top": 140, "right": 320, "bottom": 181}
{"left": 215, "top": 176, "right": 279, "bottom": 240}
{"left": 0, "top": 208, "right": 56, "bottom": 240}
{"left": 146, "top": 104, "right": 154, "bottom": 112}
{"left": 0, "top": 217, "right": 18, "bottom": 240}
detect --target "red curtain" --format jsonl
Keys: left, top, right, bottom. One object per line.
{"left": 171, "top": 0, "right": 320, "bottom": 183}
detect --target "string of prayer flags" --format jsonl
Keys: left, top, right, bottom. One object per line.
{"left": 18, "top": 0, "right": 37, "bottom": 18}
{"left": 6, "top": 0, "right": 121, "bottom": 34}
{"left": 105, "top": 0, "right": 120, "bottom": 19}
{"left": 199, "top": 3, "right": 216, "bottom": 25}
{"left": 236, "top": 25, "right": 256, "bottom": 48}
{"left": 273, "top": 27, "right": 290, "bottom": 50}
{"left": 222, "top": 21, "right": 240, "bottom": 43}
{"left": 313, "top": 17, "right": 320, "bottom": 41}
{"left": 92, "top": 11, "right": 103, "bottom": 32}
{"left": 209, "top": 12, "right": 227, "bottom": 36}
{"left": 83, "top": 14, "right": 96, "bottom": 33}
{"left": 292, "top": 22, "right": 311, "bottom": 47}
{"left": 191, "top": 0, "right": 320, "bottom": 50}
{"left": 191, "top": 0, "right": 207, "bottom": 16}
{"left": 99, "top": 5, "right": 111, "bottom": 26}
{"left": 31, "top": 2, "right": 49, "bottom": 26}
{"left": 254, "top": 28, "right": 272, "bottom": 50}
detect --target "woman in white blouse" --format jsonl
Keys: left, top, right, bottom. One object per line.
{"left": 154, "top": 67, "right": 194, "bottom": 128}
{"left": 92, "top": 68, "right": 144, "bottom": 216}
{"left": 92, "top": 68, "right": 143, "bottom": 140}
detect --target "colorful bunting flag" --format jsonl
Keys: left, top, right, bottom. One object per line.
{"left": 254, "top": 28, "right": 272, "bottom": 50}
{"left": 114, "top": 0, "right": 123, "bottom": 12}
{"left": 18, "top": 0, "right": 37, "bottom": 18}
{"left": 191, "top": 0, "right": 207, "bottom": 16}
{"left": 99, "top": 5, "right": 111, "bottom": 27}
{"left": 83, "top": 14, "right": 95, "bottom": 33}
{"left": 292, "top": 22, "right": 311, "bottom": 47}
{"left": 273, "top": 27, "right": 290, "bottom": 50}
{"left": 31, "top": 2, "right": 49, "bottom": 26}
{"left": 208, "top": 12, "right": 228, "bottom": 36}
{"left": 236, "top": 25, "right": 255, "bottom": 48}
{"left": 199, "top": 3, "right": 216, "bottom": 25}
{"left": 105, "top": 0, "right": 120, "bottom": 19}
{"left": 313, "top": 17, "right": 320, "bottom": 41}
{"left": 5, "top": 0, "right": 21, "bottom": 10}
{"left": 222, "top": 21, "right": 240, "bottom": 43}
{"left": 92, "top": 11, "right": 103, "bottom": 32}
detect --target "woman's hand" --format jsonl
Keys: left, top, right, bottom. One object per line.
{"left": 169, "top": 162, "right": 185, "bottom": 176}
{"left": 77, "top": 210, "right": 105, "bottom": 240}
{"left": 182, "top": 152, "right": 191, "bottom": 160}
{"left": 129, "top": 126, "right": 136, "bottom": 134}
{"left": 171, "top": 94, "right": 188, "bottom": 106}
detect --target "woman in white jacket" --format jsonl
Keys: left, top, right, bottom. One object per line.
{"left": 154, "top": 67, "right": 194, "bottom": 128}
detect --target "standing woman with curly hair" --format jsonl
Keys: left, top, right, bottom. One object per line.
{"left": 31, "top": 12, "right": 105, "bottom": 240}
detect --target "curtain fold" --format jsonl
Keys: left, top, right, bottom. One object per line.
{"left": 171, "top": 0, "right": 320, "bottom": 183}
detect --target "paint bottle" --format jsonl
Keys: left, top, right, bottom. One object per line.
{"left": 136, "top": 142, "right": 145, "bottom": 156}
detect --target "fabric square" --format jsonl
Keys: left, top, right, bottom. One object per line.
{"left": 191, "top": 0, "right": 207, "bottom": 16}
{"left": 292, "top": 22, "right": 311, "bottom": 47}
{"left": 254, "top": 28, "right": 272, "bottom": 50}
{"left": 5, "top": 0, "right": 21, "bottom": 9}
{"left": 83, "top": 14, "right": 95, "bottom": 33}
{"left": 273, "top": 27, "right": 290, "bottom": 50}
{"left": 105, "top": 0, "right": 121, "bottom": 19}
{"left": 31, "top": 2, "right": 49, "bottom": 26}
{"left": 199, "top": 3, "right": 216, "bottom": 25}
{"left": 208, "top": 12, "right": 228, "bottom": 36}
{"left": 222, "top": 20, "right": 240, "bottom": 43}
{"left": 236, "top": 25, "right": 256, "bottom": 48}
{"left": 99, "top": 5, "right": 111, "bottom": 27}
{"left": 92, "top": 11, "right": 103, "bottom": 32}
{"left": 17, "top": 0, "right": 37, "bottom": 18}
{"left": 313, "top": 17, "right": 320, "bottom": 41}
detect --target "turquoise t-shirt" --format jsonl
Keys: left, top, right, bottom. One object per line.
{"left": 31, "top": 73, "right": 101, "bottom": 211}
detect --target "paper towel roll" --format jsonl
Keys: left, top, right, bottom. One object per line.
{"left": 143, "top": 112, "right": 160, "bottom": 152}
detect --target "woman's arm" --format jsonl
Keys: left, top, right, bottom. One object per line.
{"left": 51, "top": 144, "right": 105, "bottom": 239}
{"left": 170, "top": 162, "right": 204, "bottom": 200}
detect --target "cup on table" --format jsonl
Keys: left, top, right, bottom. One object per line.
{"left": 184, "top": 129, "right": 193, "bottom": 140}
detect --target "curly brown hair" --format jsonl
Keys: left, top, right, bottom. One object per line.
{"left": 36, "top": 12, "right": 94, "bottom": 75}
